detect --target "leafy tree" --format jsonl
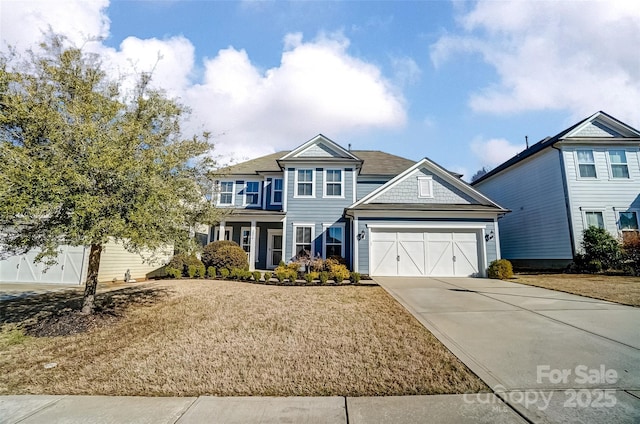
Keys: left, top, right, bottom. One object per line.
{"left": 471, "top": 166, "right": 490, "bottom": 182}
{"left": 0, "top": 36, "right": 220, "bottom": 313}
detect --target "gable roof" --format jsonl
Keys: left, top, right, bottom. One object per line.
{"left": 219, "top": 149, "right": 417, "bottom": 177}
{"left": 472, "top": 111, "right": 640, "bottom": 185}
{"left": 350, "top": 157, "right": 507, "bottom": 211}
{"left": 279, "top": 134, "right": 360, "bottom": 161}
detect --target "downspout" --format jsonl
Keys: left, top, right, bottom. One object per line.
{"left": 551, "top": 144, "right": 576, "bottom": 258}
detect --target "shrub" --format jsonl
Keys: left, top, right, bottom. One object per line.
{"left": 187, "top": 265, "right": 198, "bottom": 278}
{"left": 207, "top": 266, "right": 216, "bottom": 278}
{"left": 275, "top": 269, "right": 288, "bottom": 283}
{"left": 350, "top": 272, "right": 361, "bottom": 284}
{"left": 330, "top": 264, "right": 350, "bottom": 282}
{"left": 195, "top": 264, "right": 206, "bottom": 278}
{"left": 309, "top": 256, "right": 325, "bottom": 272}
{"left": 168, "top": 253, "right": 203, "bottom": 277}
{"left": 252, "top": 271, "right": 262, "bottom": 282}
{"left": 209, "top": 245, "right": 249, "bottom": 271}
{"left": 275, "top": 264, "right": 297, "bottom": 282}
{"left": 201, "top": 240, "right": 240, "bottom": 268}
{"left": 487, "top": 259, "right": 513, "bottom": 279}
{"left": 319, "top": 271, "right": 329, "bottom": 284}
{"left": 622, "top": 232, "right": 640, "bottom": 275}
{"left": 304, "top": 273, "right": 315, "bottom": 283}
{"left": 166, "top": 267, "right": 182, "bottom": 279}
{"left": 264, "top": 271, "right": 273, "bottom": 282}
{"left": 219, "top": 268, "right": 230, "bottom": 279}
{"left": 581, "top": 226, "right": 622, "bottom": 271}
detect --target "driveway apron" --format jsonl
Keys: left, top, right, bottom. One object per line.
{"left": 375, "top": 276, "right": 640, "bottom": 424}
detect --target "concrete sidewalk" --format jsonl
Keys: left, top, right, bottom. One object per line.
{"left": 375, "top": 277, "right": 640, "bottom": 424}
{"left": 1, "top": 394, "right": 528, "bottom": 423}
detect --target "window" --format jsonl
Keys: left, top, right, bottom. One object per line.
{"left": 296, "top": 169, "right": 314, "bottom": 197}
{"left": 324, "top": 170, "right": 343, "bottom": 197}
{"left": 418, "top": 176, "right": 433, "bottom": 198}
{"left": 609, "top": 150, "right": 629, "bottom": 178}
{"left": 218, "top": 181, "right": 234, "bottom": 205}
{"left": 294, "top": 226, "right": 313, "bottom": 257}
{"left": 271, "top": 178, "right": 283, "bottom": 204}
{"left": 244, "top": 181, "right": 261, "bottom": 206}
{"left": 585, "top": 211, "right": 605, "bottom": 229}
{"left": 619, "top": 211, "right": 639, "bottom": 230}
{"left": 213, "top": 227, "right": 233, "bottom": 242}
{"left": 577, "top": 150, "right": 596, "bottom": 178}
{"left": 324, "top": 225, "right": 344, "bottom": 258}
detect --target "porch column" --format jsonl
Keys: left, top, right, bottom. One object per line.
{"left": 249, "top": 220, "right": 257, "bottom": 271}
{"left": 218, "top": 221, "right": 226, "bottom": 241}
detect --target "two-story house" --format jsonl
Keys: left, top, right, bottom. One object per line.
{"left": 472, "top": 111, "right": 640, "bottom": 269}
{"left": 212, "top": 135, "right": 507, "bottom": 277}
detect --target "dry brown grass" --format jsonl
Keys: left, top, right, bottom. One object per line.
{"left": 0, "top": 280, "right": 486, "bottom": 396}
{"left": 512, "top": 273, "right": 640, "bottom": 307}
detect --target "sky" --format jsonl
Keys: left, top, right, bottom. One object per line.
{"left": 2, "top": 0, "right": 639, "bottom": 180}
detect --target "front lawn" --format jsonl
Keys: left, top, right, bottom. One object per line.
{"left": 0, "top": 280, "right": 486, "bottom": 396}
{"left": 512, "top": 273, "right": 640, "bottom": 307}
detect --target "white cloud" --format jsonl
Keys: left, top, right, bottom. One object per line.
{"left": 431, "top": 0, "right": 640, "bottom": 127}
{"left": 0, "top": 0, "right": 110, "bottom": 51}
{"left": 470, "top": 137, "right": 524, "bottom": 168}
{"left": 1, "top": 2, "right": 406, "bottom": 162}
{"left": 185, "top": 32, "right": 406, "bottom": 158}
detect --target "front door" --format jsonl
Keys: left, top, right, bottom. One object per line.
{"left": 267, "top": 230, "right": 283, "bottom": 269}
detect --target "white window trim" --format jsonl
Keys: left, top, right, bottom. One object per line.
{"left": 214, "top": 226, "right": 233, "bottom": 242}
{"left": 294, "top": 169, "right": 316, "bottom": 198}
{"left": 292, "top": 223, "right": 315, "bottom": 257}
{"left": 240, "top": 226, "right": 259, "bottom": 262}
{"left": 581, "top": 209, "right": 606, "bottom": 230}
{"left": 217, "top": 180, "right": 235, "bottom": 206}
{"left": 575, "top": 150, "right": 597, "bottom": 180}
{"left": 243, "top": 180, "right": 262, "bottom": 207}
{"left": 322, "top": 223, "right": 345, "bottom": 259}
{"left": 616, "top": 209, "right": 640, "bottom": 231}
{"left": 606, "top": 149, "right": 630, "bottom": 180}
{"left": 417, "top": 176, "right": 434, "bottom": 198}
{"left": 323, "top": 169, "right": 344, "bottom": 198}
{"left": 271, "top": 177, "right": 283, "bottom": 205}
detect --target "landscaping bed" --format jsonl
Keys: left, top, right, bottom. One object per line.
{"left": 0, "top": 280, "right": 487, "bottom": 396}
{"left": 512, "top": 273, "right": 640, "bottom": 307}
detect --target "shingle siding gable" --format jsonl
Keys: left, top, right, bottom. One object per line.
{"left": 373, "top": 168, "right": 477, "bottom": 204}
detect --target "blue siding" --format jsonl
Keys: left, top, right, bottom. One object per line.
{"left": 474, "top": 148, "right": 572, "bottom": 261}
{"left": 356, "top": 180, "right": 387, "bottom": 200}
{"left": 284, "top": 167, "right": 353, "bottom": 266}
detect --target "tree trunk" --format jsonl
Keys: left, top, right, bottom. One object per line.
{"left": 81, "top": 243, "right": 102, "bottom": 315}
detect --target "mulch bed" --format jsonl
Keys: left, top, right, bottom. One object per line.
{"left": 24, "top": 309, "right": 122, "bottom": 337}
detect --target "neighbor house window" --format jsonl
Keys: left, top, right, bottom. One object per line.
{"left": 244, "top": 181, "right": 261, "bottom": 206}
{"left": 324, "top": 169, "right": 343, "bottom": 197}
{"left": 271, "top": 178, "right": 283, "bottom": 204}
{"left": 294, "top": 225, "right": 313, "bottom": 257}
{"left": 418, "top": 176, "right": 433, "bottom": 198}
{"left": 324, "top": 225, "right": 344, "bottom": 258}
{"left": 619, "top": 211, "right": 639, "bottom": 230}
{"left": 296, "top": 169, "right": 314, "bottom": 197}
{"left": 585, "top": 211, "right": 605, "bottom": 229}
{"left": 609, "top": 150, "right": 629, "bottom": 178}
{"left": 577, "top": 150, "right": 596, "bottom": 178}
{"left": 218, "top": 181, "right": 234, "bottom": 205}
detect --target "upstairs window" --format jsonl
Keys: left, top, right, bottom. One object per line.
{"left": 218, "top": 181, "right": 234, "bottom": 205}
{"left": 585, "top": 211, "right": 605, "bottom": 229}
{"left": 244, "top": 181, "right": 261, "bottom": 206}
{"left": 325, "top": 170, "right": 343, "bottom": 197}
{"left": 577, "top": 150, "right": 596, "bottom": 178}
{"left": 296, "top": 169, "right": 314, "bottom": 197}
{"left": 609, "top": 150, "right": 629, "bottom": 179}
{"left": 619, "top": 211, "right": 639, "bottom": 230}
{"left": 272, "top": 178, "right": 283, "bottom": 204}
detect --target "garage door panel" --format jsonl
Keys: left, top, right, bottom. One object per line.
{"left": 370, "top": 240, "right": 398, "bottom": 276}
{"left": 370, "top": 228, "right": 481, "bottom": 278}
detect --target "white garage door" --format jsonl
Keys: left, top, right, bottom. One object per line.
{"left": 370, "top": 229, "right": 481, "bottom": 277}
{"left": 0, "top": 246, "right": 86, "bottom": 284}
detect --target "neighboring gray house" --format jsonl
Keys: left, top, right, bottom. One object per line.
{"left": 212, "top": 134, "right": 507, "bottom": 277}
{"left": 472, "top": 111, "right": 640, "bottom": 269}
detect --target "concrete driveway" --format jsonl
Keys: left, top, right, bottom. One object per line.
{"left": 375, "top": 276, "right": 640, "bottom": 424}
